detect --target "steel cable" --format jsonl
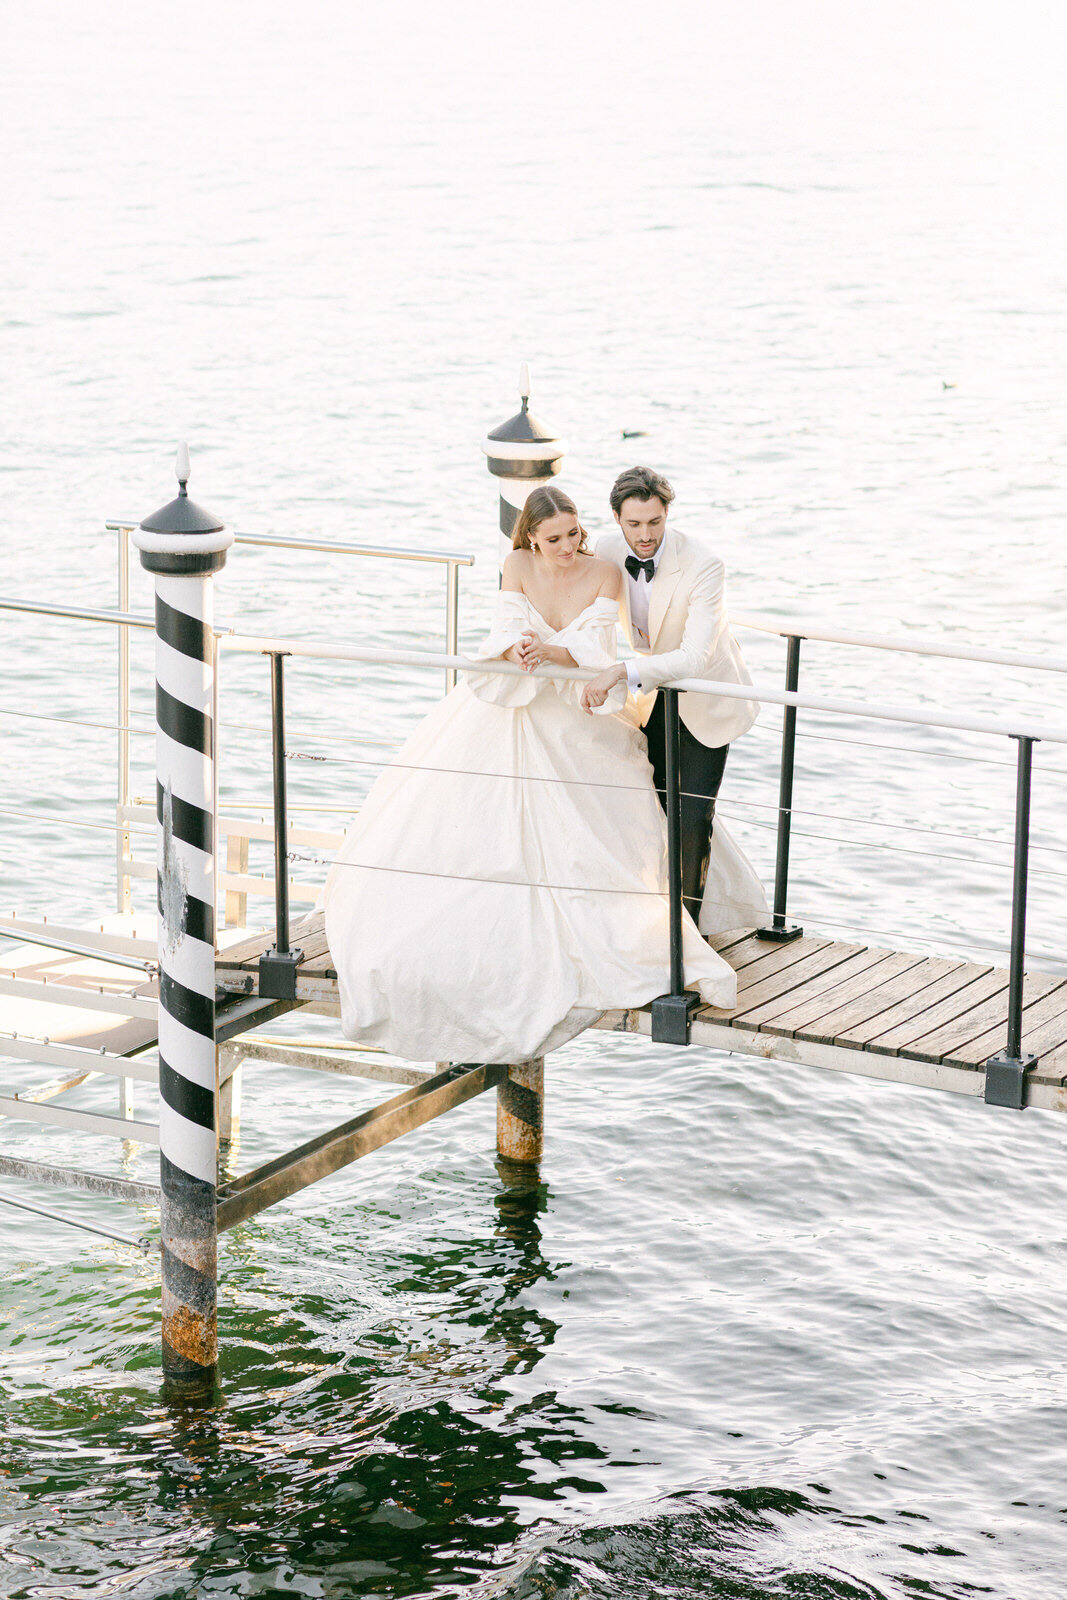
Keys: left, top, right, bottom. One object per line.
{"left": 288, "top": 851, "right": 1060, "bottom": 971}
{"left": 285, "top": 845, "right": 768, "bottom": 920}
{"left": 0, "top": 705, "right": 154, "bottom": 737}
{"left": 719, "top": 790, "right": 1067, "bottom": 858}
{"left": 716, "top": 808, "right": 1067, "bottom": 883}
{"left": 0, "top": 804, "right": 155, "bottom": 838}
{"left": 749, "top": 721, "right": 1067, "bottom": 779}
{"left": 279, "top": 745, "right": 1067, "bottom": 867}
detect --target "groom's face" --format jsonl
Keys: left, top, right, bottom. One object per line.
{"left": 615, "top": 495, "right": 668, "bottom": 561}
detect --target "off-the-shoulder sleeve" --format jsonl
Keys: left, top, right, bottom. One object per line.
{"left": 463, "top": 591, "right": 543, "bottom": 706}
{"left": 469, "top": 592, "right": 531, "bottom": 663}
{"left": 561, "top": 613, "right": 616, "bottom": 670}
{"left": 557, "top": 599, "right": 627, "bottom": 716}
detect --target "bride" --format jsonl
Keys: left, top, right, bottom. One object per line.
{"left": 323, "top": 486, "right": 766, "bottom": 1064}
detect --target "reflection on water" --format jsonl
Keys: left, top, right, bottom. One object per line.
{"left": 0, "top": 1159, "right": 610, "bottom": 1598}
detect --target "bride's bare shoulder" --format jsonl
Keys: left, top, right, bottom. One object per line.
{"left": 586, "top": 555, "right": 622, "bottom": 598}
{"left": 501, "top": 550, "right": 532, "bottom": 593}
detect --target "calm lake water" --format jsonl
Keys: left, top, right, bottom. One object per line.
{"left": 2, "top": 3, "right": 1067, "bottom": 1596}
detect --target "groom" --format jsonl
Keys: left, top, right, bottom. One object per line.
{"left": 581, "top": 466, "right": 758, "bottom": 923}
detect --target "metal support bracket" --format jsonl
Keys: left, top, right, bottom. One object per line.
{"left": 216, "top": 1060, "right": 506, "bottom": 1232}
{"left": 984, "top": 1051, "right": 1038, "bottom": 1110}
{"left": 755, "top": 923, "right": 803, "bottom": 944}
{"left": 258, "top": 947, "right": 304, "bottom": 1000}
{"left": 650, "top": 991, "right": 701, "bottom": 1045}
{"left": 215, "top": 993, "right": 298, "bottom": 1043}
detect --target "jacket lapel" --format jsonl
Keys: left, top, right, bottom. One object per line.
{"left": 648, "top": 528, "right": 681, "bottom": 646}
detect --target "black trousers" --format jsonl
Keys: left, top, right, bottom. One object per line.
{"left": 643, "top": 693, "right": 729, "bottom": 923}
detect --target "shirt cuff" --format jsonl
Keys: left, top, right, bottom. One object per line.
{"left": 625, "top": 660, "right": 643, "bottom": 693}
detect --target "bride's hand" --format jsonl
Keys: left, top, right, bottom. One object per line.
{"left": 517, "top": 630, "right": 544, "bottom": 671}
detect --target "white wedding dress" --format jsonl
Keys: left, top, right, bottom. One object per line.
{"left": 323, "top": 593, "right": 767, "bottom": 1064}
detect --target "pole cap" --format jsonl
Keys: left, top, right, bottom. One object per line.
{"left": 481, "top": 365, "right": 566, "bottom": 480}
{"left": 133, "top": 444, "right": 234, "bottom": 574}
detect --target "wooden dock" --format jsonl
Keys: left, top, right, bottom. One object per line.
{"left": 216, "top": 915, "right": 1067, "bottom": 1114}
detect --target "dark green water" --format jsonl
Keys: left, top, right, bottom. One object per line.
{"left": 4, "top": 1040, "right": 1067, "bottom": 1598}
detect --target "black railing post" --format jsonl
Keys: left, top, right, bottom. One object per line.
{"left": 985, "top": 735, "right": 1038, "bottom": 1108}
{"left": 758, "top": 633, "right": 804, "bottom": 943}
{"left": 259, "top": 652, "right": 304, "bottom": 1000}
{"left": 651, "top": 688, "right": 700, "bottom": 1045}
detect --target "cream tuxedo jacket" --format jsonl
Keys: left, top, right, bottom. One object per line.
{"left": 594, "top": 526, "right": 758, "bottom": 748}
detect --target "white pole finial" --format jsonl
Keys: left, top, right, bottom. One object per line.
{"left": 518, "top": 362, "right": 531, "bottom": 404}
{"left": 176, "top": 441, "right": 191, "bottom": 487}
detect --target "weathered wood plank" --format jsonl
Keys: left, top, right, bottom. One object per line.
{"left": 904, "top": 972, "right": 1066, "bottom": 1065}
{"left": 865, "top": 968, "right": 1008, "bottom": 1055}
{"left": 706, "top": 928, "right": 759, "bottom": 955}
{"left": 678, "top": 1013, "right": 1067, "bottom": 1111}
{"left": 744, "top": 947, "right": 898, "bottom": 1033}
{"left": 704, "top": 942, "right": 870, "bottom": 1025}
{"left": 301, "top": 958, "right": 336, "bottom": 979}
{"left": 701, "top": 932, "right": 780, "bottom": 973}
{"left": 1032, "top": 1045, "right": 1067, "bottom": 1087}
{"left": 717, "top": 934, "right": 834, "bottom": 983}
{"left": 764, "top": 954, "right": 967, "bottom": 1042}
{"left": 294, "top": 930, "right": 331, "bottom": 968}
{"left": 790, "top": 953, "right": 933, "bottom": 1048}
{"left": 947, "top": 986, "right": 1067, "bottom": 1067}
{"left": 208, "top": 916, "right": 1067, "bottom": 1113}
{"left": 754, "top": 951, "right": 904, "bottom": 1039}
{"left": 840, "top": 959, "right": 985, "bottom": 1047}
{"left": 216, "top": 912, "right": 329, "bottom": 972}
{"left": 216, "top": 930, "right": 275, "bottom": 968}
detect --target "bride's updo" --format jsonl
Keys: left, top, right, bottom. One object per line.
{"left": 512, "top": 486, "right": 590, "bottom": 554}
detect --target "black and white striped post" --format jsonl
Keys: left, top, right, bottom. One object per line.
{"left": 134, "top": 444, "right": 232, "bottom": 1397}
{"left": 482, "top": 364, "right": 566, "bottom": 571}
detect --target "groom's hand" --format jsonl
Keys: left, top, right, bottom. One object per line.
{"left": 581, "top": 664, "right": 627, "bottom": 713}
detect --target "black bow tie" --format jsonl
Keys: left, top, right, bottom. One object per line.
{"left": 625, "top": 554, "right": 655, "bottom": 583}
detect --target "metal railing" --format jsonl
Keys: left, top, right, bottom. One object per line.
{"left": 729, "top": 613, "right": 1067, "bottom": 953}
{"left": 102, "top": 522, "right": 475, "bottom": 909}
{"left": 105, "top": 519, "right": 473, "bottom": 677}
{"left": 219, "top": 625, "right": 1067, "bottom": 1107}
{"left": 3, "top": 581, "right": 1067, "bottom": 1106}
{"left": 732, "top": 613, "right": 1067, "bottom": 676}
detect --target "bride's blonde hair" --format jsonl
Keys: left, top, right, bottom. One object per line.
{"left": 512, "top": 486, "right": 589, "bottom": 554}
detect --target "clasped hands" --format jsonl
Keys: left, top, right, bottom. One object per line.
{"left": 508, "top": 631, "right": 559, "bottom": 673}
{"left": 506, "top": 636, "right": 626, "bottom": 712}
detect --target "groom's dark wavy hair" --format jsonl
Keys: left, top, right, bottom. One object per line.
{"left": 609, "top": 466, "right": 675, "bottom": 516}
{"left": 512, "top": 486, "right": 590, "bottom": 554}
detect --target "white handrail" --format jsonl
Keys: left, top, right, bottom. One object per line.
{"left": 218, "top": 631, "right": 1067, "bottom": 747}
{"left": 105, "top": 522, "right": 475, "bottom": 568}
{"left": 0, "top": 598, "right": 154, "bottom": 629}
{"left": 3, "top": 595, "right": 1063, "bottom": 739}
{"left": 731, "top": 613, "right": 1067, "bottom": 676}
{"left": 9, "top": 588, "right": 1066, "bottom": 683}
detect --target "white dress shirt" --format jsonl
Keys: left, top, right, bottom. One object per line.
{"left": 623, "top": 542, "right": 663, "bottom": 692}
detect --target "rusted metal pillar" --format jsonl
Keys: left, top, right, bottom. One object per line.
{"left": 496, "top": 1058, "right": 544, "bottom": 1163}
{"left": 134, "top": 444, "right": 232, "bottom": 1399}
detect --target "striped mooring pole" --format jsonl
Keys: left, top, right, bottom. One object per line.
{"left": 482, "top": 364, "right": 566, "bottom": 571}
{"left": 133, "top": 445, "right": 232, "bottom": 1397}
